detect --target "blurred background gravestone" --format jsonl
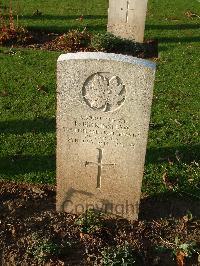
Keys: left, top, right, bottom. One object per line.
{"left": 107, "top": 0, "right": 148, "bottom": 42}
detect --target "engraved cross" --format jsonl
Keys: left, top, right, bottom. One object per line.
{"left": 85, "top": 148, "right": 115, "bottom": 189}
{"left": 125, "top": 0, "right": 134, "bottom": 23}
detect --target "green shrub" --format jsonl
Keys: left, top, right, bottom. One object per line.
{"left": 101, "top": 242, "right": 142, "bottom": 266}
{"left": 28, "top": 238, "right": 61, "bottom": 262}
{"left": 75, "top": 209, "right": 104, "bottom": 234}
{"left": 91, "top": 32, "right": 144, "bottom": 56}
{"left": 173, "top": 237, "right": 198, "bottom": 258}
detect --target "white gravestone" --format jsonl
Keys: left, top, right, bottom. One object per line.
{"left": 56, "top": 52, "right": 156, "bottom": 221}
{"left": 108, "top": 0, "right": 148, "bottom": 43}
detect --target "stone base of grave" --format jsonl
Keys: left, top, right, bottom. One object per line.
{"left": 107, "top": 24, "right": 145, "bottom": 43}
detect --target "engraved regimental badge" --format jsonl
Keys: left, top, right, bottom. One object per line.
{"left": 82, "top": 73, "right": 126, "bottom": 112}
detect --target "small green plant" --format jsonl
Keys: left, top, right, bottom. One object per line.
{"left": 156, "top": 237, "right": 199, "bottom": 265}
{"left": 91, "top": 32, "right": 144, "bottom": 56}
{"left": 173, "top": 237, "right": 197, "bottom": 258}
{"left": 28, "top": 236, "right": 61, "bottom": 262}
{"left": 75, "top": 209, "right": 104, "bottom": 234}
{"left": 101, "top": 242, "right": 141, "bottom": 266}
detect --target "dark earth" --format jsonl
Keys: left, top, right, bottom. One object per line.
{"left": 0, "top": 27, "right": 159, "bottom": 59}
{"left": 0, "top": 181, "right": 199, "bottom": 265}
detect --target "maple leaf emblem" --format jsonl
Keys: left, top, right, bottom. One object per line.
{"left": 83, "top": 73, "right": 126, "bottom": 112}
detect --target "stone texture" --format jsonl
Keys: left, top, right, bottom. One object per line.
{"left": 56, "top": 52, "right": 156, "bottom": 221}
{"left": 107, "top": 0, "right": 148, "bottom": 42}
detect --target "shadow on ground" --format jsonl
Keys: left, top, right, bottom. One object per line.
{"left": 26, "top": 24, "right": 107, "bottom": 33}
{"left": 1, "top": 181, "right": 199, "bottom": 220}
{"left": 157, "top": 36, "right": 200, "bottom": 43}
{"left": 19, "top": 14, "right": 107, "bottom": 20}
{"left": 146, "top": 23, "right": 200, "bottom": 30}
{"left": 140, "top": 192, "right": 200, "bottom": 220}
{"left": 0, "top": 117, "right": 56, "bottom": 134}
{"left": 146, "top": 144, "right": 200, "bottom": 164}
{"left": 0, "top": 155, "right": 56, "bottom": 176}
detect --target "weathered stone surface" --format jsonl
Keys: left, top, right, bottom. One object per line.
{"left": 107, "top": 0, "right": 148, "bottom": 42}
{"left": 56, "top": 52, "right": 156, "bottom": 221}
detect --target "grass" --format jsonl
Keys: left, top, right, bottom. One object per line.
{"left": 0, "top": 0, "right": 108, "bottom": 33}
{"left": 0, "top": 48, "right": 58, "bottom": 183}
{"left": 0, "top": 0, "right": 200, "bottom": 199}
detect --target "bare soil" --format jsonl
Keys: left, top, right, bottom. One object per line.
{"left": 0, "top": 181, "right": 199, "bottom": 265}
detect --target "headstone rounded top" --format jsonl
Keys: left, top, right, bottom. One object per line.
{"left": 58, "top": 52, "right": 156, "bottom": 69}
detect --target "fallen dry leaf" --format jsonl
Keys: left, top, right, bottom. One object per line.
{"left": 176, "top": 250, "right": 186, "bottom": 266}
{"left": 36, "top": 84, "right": 47, "bottom": 93}
{"left": 80, "top": 232, "right": 84, "bottom": 239}
{"left": 185, "top": 11, "right": 200, "bottom": 19}
{"left": 162, "top": 172, "right": 174, "bottom": 190}
{"left": 0, "top": 90, "right": 9, "bottom": 97}
{"left": 76, "top": 15, "right": 84, "bottom": 21}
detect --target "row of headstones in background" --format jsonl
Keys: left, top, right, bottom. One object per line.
{"left": 108, "top": 0, "right": 148, "bottom": 43}
{"left": 56, "top": 52, "right": 156, "bottom": 221}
